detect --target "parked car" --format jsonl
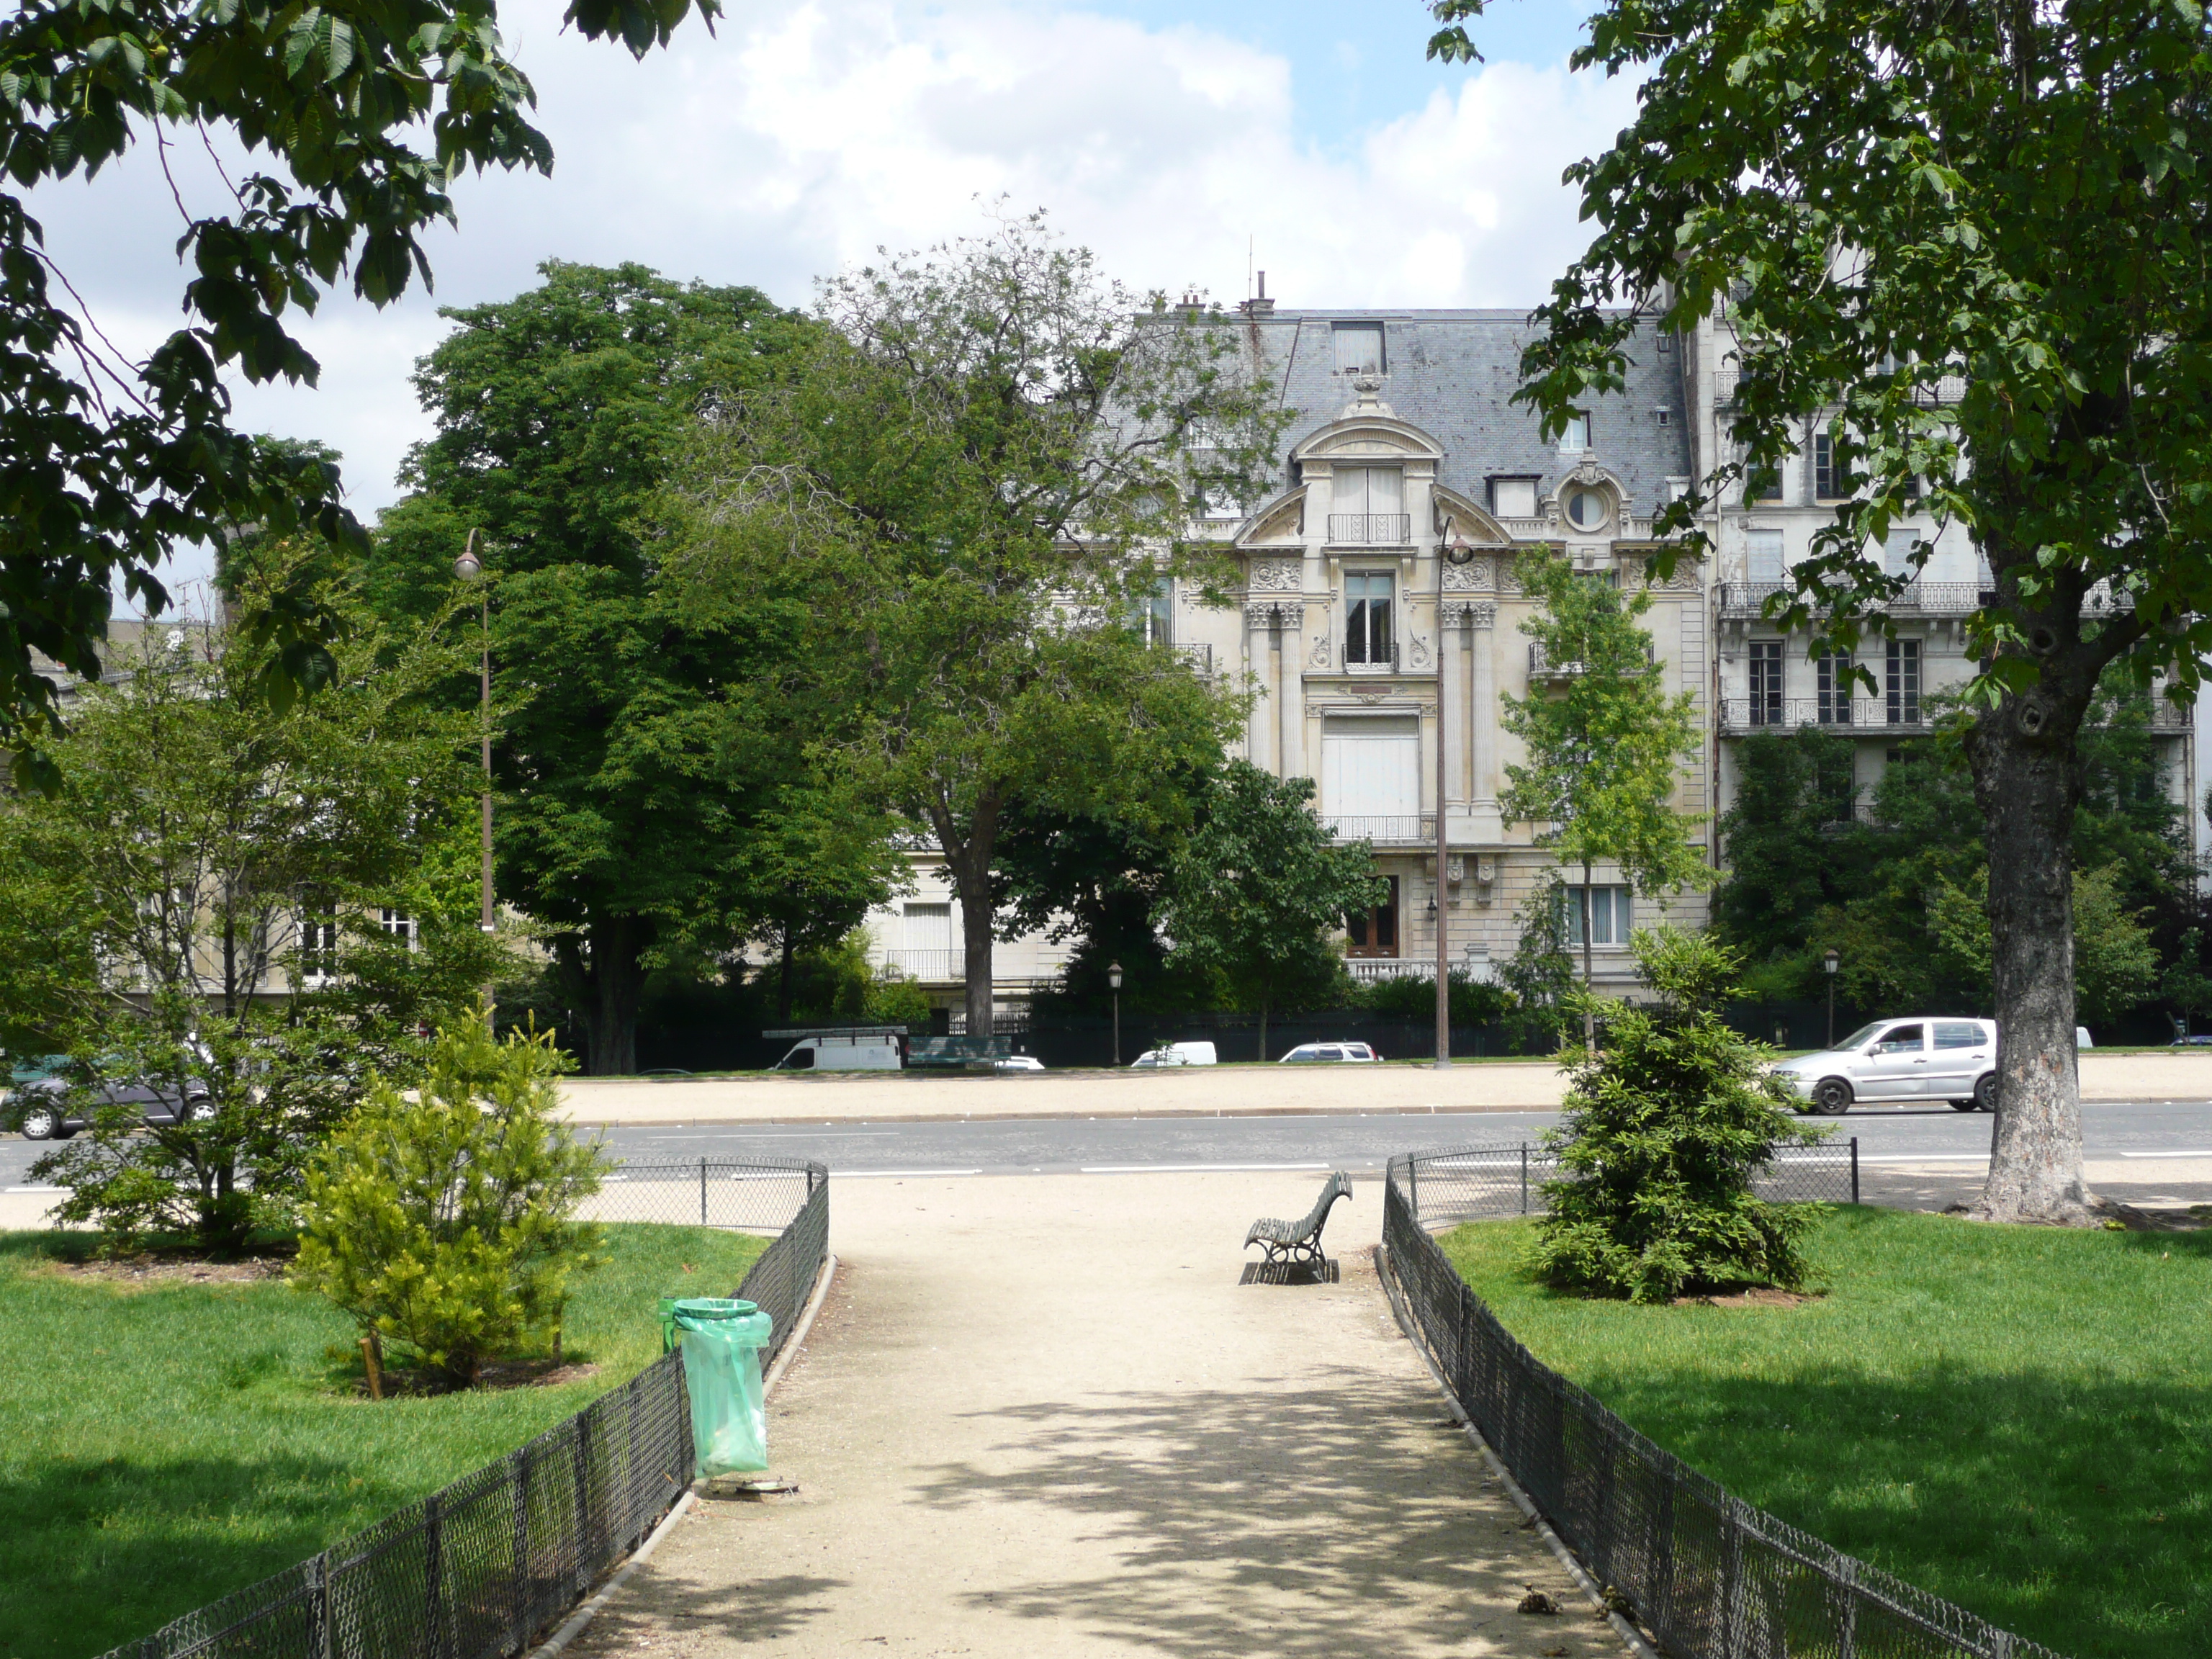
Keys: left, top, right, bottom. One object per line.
{"left": 5, "top": 1056, "right": 216, "bottom": 1141}
{"left": 1279, "top": 1042, "right": 1382, "bottom": 1064}
{"left": 770, "top": 1031, "right": 906, "bottom": 1072}
{"left": 992, "top": 1055, "right": 1046, "bottom": 1074}
{"left": 1773, "top": 1017, "right": 1997, "bottom": 1115}
{"left": 1130, "top": 1040, "right": 1218, "bottom": 1068}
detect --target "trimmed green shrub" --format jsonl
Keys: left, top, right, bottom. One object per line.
{"left": 1529, "top": 927, "right": 1827, "bottom": 1303}
{"left": 291, "top": 1016, "right": 606, "bottom": 1388}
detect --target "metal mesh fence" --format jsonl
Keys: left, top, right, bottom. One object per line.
{"left": 102, "top": 1163, "right": 830, "bottom": 1659}
{"left": 1401, "top": 1138, "right": 1860, "bottom": 1227}
{"left": 585, "top": 1159, "right": 818, "bottom": 1234}
{"left": 1382, "top": 1152, "right": 2063, "bottom": 1659}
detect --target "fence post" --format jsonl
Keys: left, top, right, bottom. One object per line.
{"left": 699, "top": 1158, "right": 708, "bottom": 1226}
{"left": 573, "top": 1412, "right": 594, "bottom": 1593}
{"left": 1406, "top": 1156, "right": 1419, "bottom": 1224}
{"left": 1834, "top": 1552, "right": 1858, "bottom": 1659}
{"left": 423, "top": 1493, "right": 444, "bottom": 1659}
{"left": 1718, "top": 1496, "right": 1748, "bottom": 1659}
{"left": 1519, "top": 1143, "right": 1529, "bottom": 1214}
{"left": 1851, "top": 1136, "right": 1860, "bottom": 1206}
{"left": 508, "top": 1447, "right": 531, "bottom": 1655}
{"left": 306, "top": 1552, "right": 330, "bottom": 1659}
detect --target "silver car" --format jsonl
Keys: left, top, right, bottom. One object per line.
{"left": 1773, "top": 1018, "right": 1997, "bottom": 1115}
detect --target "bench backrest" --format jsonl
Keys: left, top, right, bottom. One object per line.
{"left": 1296, "top": 1172, "right": 1353, "bottom": 1236}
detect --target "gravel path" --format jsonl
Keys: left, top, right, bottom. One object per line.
{"left": 563, "top": 1172, "right": 1627, "bottom": 1658}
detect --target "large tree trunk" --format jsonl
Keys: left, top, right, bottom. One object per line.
{"left": 582, "top": 912, "right": 649, "bottom": 1076}
{"left": 927, "top": 793, "right": 1002, "bottom": 1038}
{"left": 1961, "top": 583, "right": 2105, "bottom": 1225}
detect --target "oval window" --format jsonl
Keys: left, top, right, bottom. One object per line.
{"left": 1565, "top": 487, "right": 1609, "bottom": 530}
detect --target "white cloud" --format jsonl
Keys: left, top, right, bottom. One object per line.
{"left": 31, "top": 0, "right": 1639, "bottom": 602}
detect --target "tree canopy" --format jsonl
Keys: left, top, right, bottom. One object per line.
{"left": 0, "top": 0, "right": 716, "bottom": 787}
{"left": 1431, "top": 0, "right": 2212, "bottom": 1222}
{"left": 672, "top": 213, "right": 1280, "bottom": 1033}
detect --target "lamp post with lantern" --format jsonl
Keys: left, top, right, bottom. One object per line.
{"left": 454, "top": 532, "right": 495, "bottom": 1012}
{"left": 1108, "top": 961, "right": 1124, "bottom": 1067}
{"left": 1434, "top": 531, "right": 1478, "bottom": 1067}
{"left": 1823, "top": 947, "right": 1840, "bottom": 1049}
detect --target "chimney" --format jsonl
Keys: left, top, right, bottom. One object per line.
{"left": 1240, "top": 270, "right": 1275, "bottom": 318}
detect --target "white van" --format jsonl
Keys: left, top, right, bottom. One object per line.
{"left": 1130, "top": 1040, "right": 1218, "bottom": 1068}
{"left": 769, "top": 1030, "right": 905, "bottom": 1072}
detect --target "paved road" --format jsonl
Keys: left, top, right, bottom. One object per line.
{"left": 9, "top": 1099, "right": 2212, "bottom": 1187}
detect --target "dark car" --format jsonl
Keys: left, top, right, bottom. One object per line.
{"left": 4, "top": 1056, "right": 215, "bottom": 1141}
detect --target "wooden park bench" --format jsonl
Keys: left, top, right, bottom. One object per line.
{"left": 1244, "top": 1172, "right": 1353, "bottom": 1276}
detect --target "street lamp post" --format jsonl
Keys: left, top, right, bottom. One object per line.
{"left": 1107, "top": 961, "right": 1124, "bottom": 1067}
{"left": 1435, "top": 532, "right": 1478, "bottom": 1068}
{"left": 1822, "top": 948, "right": 1840, "bottom": 1049}
{"left": 455, "top": 532, "right": 494, "bottom": 1017}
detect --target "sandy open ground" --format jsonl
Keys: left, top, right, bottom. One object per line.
{"left": 561, "top": 1172, "right": 1627, "bottom": 1659}
{"left": 554, "top": 1051, "right": 2212, "bottom": 1125}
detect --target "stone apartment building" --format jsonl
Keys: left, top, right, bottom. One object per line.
{"left": 868, "top": 300, "right": 2212, "bottom": 1027}
{"left": 869, "top": 304, "right": 1715, "bottom": 1015}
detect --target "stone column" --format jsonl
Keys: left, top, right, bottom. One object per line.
{"left": 1277, "top": 602, "right": 1303, "bottom": 779}
{"left": 1244, "top": 602, "right": 1275, "bottom": 774}
{"left": 1469, "top": 601, "right": 1501, "bottom": 840}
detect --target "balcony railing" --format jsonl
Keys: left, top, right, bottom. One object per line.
{"left": 1528, "top": 642, "right": 1586, "bottom": 680}
{"left": 1347, "top": 958, "right": 1434, "bottom": 983}
{"left": 1719, "top": 696, "right": 1929, "bottom": 734}
{"left": 1172, "top": 642, "right": 1213, "bottom": 675}
{"left": 1718, "top": 581, "right": 1988, "bottom": 619}
{"left": 878, "top": 948, "right": 964, "bottom": 981}
{"left": 1328, "top": 513, "right": 1412, "bottom": 545}
{"left": 1321, "top": 814, "right": 1433, "bottom": 844}
{"left": 1713, "top": 369, "right": 1966, "bottom": 408}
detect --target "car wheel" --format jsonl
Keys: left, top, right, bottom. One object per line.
{"left": 1949, "top": 1099, "right": 1979, "bottom": 1112}
{"left": 1811, "top": 1077, "right": 1853, "bottom": 1115}
{"left": 1974, "top": 1071, "right": 1998, "bottom": 1112}
{"left": 184, "top": 1097, "right": 217, "bottom": 1124}
{"left": 18, "top": 1102, "right": 58, "bottom": 1141}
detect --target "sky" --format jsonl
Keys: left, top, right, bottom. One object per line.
{"left": 30, "top": 0, "right": 1633, "bottom": 606}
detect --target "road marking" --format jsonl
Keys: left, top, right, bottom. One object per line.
{"left": 1078, "top": 1162, "right": 1331, "bottom": 1173}
{"left": 628, "top": 1130, "right": 901, "bottom": 1139}
{"left": 2116, "top": 1149, "right": 2212, "bottom": 1159}
{"left": 839, "top": 1168, "right": 982, "bottom": 1178}
{"left": 3, "top": 1185, "right": 60, "bottom": 1193}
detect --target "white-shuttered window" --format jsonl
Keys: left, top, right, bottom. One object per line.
{"left": 1322, "top": 716, "right": 1420, "bottom": 828}
{"left": 1334, "top": 322, "right": 1385, "bottom": 374}
{"left": 1748, "top": 529, "right": 1785, "bottom": 586}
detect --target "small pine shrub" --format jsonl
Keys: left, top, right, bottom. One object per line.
{"left": 1528, "top": 927, "right": 1828, "bottom": 1303}
{"left": 291, "top": 1015, "right": 606, "bottom": 1388}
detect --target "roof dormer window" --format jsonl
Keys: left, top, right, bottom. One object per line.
{"left": 1333, "top": 322, "right": 1385, "bottom": 376}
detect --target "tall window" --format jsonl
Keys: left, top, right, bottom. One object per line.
{"left": 1817, "top": 651, "right": 1855, "bottom": 726}
{"left": 1813, "top": 431, "right": 1841, "bottom": 499}
{"left": 1884, "top": 529, "right": 1920, "bottom": 579}
{"left": 1133, "top": 575, "right": 1172, "bottom": 645}
{"left": 1747, "top": 529, "right": 1785, "bottom": 587}
{"left": 1346, "top": 876, "right": 1399, "bottom": 958}
{"left": 297, "top": 907, "right": 338, "bottom": 980}
{"left": 1344, "top": 573, "right": 1394, "bottom": 666}
{"left": 1748, "top": 642, "right": 1784, "bottom": 725}
{"left": 1563, "top": 886, "right": 1632, "bottom": 948}
{"left": 1333, "top": 322, "right": 1385, "bottom": 375}
{"left": 1332, "top": 467, "right": 1406, "bottom": 542}
{"left": 1748, "top": 463, "right": 1784, "bottom": 503}
{"left": 1559, "top": 413, "right": 1591, "bottom": 452}
{"left": 379, "top": 908, "right": 417, "bottom": 952}
{"left": 1887, "top": 639, "right": 1920, "bottom": 725}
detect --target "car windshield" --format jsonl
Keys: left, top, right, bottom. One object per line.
{"left": 1833, "top": 1022, "right": 1888, "bottom": 1051}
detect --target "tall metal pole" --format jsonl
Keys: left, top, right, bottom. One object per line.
{"left": 456, "top": 530, "right": 495, "bottom": 1022}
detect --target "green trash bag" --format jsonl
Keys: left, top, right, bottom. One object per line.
{"left": 667, "top": 1298, "right": 775, "bottom": 1477}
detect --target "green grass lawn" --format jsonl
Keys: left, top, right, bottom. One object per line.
{"left": 0, "top": 1224, "right": 766, "bottom": 1659}
{"left": 1439, "top": 1209, "right": 2212, "bottom": 1659}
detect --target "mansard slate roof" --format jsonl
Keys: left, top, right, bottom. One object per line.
{"left": 1245, "top": 309, "right": 1692, "bottom": 518}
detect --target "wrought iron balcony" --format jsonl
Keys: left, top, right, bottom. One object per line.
{"left": 1327, "top": 513, "right": 1412, "bottom": 545}
{"left": 1718, "top": 696, "right": 1929, "bottom": 734}
{"left": 1321, "top": 814, "right": 1434, "bottom": 844}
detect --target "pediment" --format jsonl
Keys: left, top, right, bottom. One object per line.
{"left": 1431, "top": 486, "right": 1514, "bottom": 547}
{"left": 1291, "top": 414, "right": 1445, "bottom": 466}
{"left": 1235, "top": 488, "right": 1308, "bottom": 547}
